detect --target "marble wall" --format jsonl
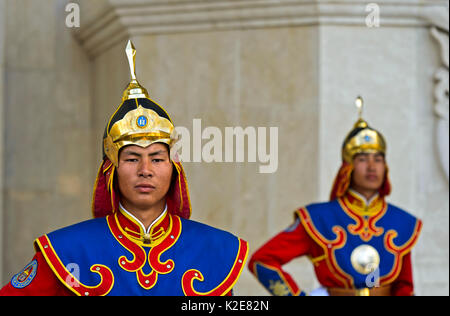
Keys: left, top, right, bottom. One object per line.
{"left": 0, "top": 0, "right": 94, "bottom": 284}
{"left": 0, "top": 0, "right": 448, "bottom": 295}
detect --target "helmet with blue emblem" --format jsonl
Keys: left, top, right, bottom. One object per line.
{"left": 341, "top": 96, "right": 387, "bottom": 164}
{"left": 330, "top": 96, "right": 391, "bottom": 200}
{"left": 92, "top": 40, "right": 191, "bottom": 220}
{"left": 103, "top": 41, "right": 178, "bottom": 167}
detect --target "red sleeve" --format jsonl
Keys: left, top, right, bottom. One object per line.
{"left": 390, "top": 252, "right": 414, "bottom": 296}
{"left": 0, "top": 252, "right": 73, "bottom": 296}
{"left": 248, "top": 218, "right": 316, "bottom": 295}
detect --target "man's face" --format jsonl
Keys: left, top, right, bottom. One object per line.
{"left": 351, "top": 152, "right": 386, "bottom": 195}
{"left": 116, "top": 143, "right": 173, "bottom": 212}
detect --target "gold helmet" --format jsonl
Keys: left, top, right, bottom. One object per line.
{"left": 341, "top": 96, "right": 386, "bottom": 163}
{"left": 103, "top": 41, "right": 178, "bottom": 167}
{"left": 92, "top": 41, "right": 190, "bottom": 219}
{"left": 330, "top": 96, "right": 391, "bottom": 200}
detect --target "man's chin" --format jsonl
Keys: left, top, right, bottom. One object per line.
{"left": 131, "top": 199, "right": 163, "bottom": 211}
{"left": 363, "top": 184, "right": 383, "bottom": 192}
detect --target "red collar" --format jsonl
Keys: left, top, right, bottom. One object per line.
{"left": 116, "top": 206, "right": 171, "bottom": 246}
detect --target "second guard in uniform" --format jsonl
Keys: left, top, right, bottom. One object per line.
{"left": 248, "top": 97, "right": 422, "bottom": 296}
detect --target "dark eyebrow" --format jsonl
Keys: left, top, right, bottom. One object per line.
{"left": 122, "top": 150, "right": 167, "bottom": 157}
{"left": 147, "top": 150, "right": 167, "bottom": 157}
{"left": 122, "top": 151, "right": 141, "bottom": 157}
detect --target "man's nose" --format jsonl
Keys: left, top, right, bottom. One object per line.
{"left": 367, "top": 157, "right": 376, "bottom": 170}
{"left": 138, "top": 158, "right": 153, "bottom": 177}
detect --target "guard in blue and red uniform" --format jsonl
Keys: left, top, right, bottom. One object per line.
{"left": 248, "top": 97, "right": 422, "bottom": 296}
{"left": 0, "top": 41, "right": 248, "bottom": 296}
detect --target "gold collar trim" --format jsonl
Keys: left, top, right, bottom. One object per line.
{"left": 346, "top": 190, "right": 383, "bottom": 216}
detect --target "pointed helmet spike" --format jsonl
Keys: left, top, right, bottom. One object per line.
{"left": 354, "top": 95, "right": 368, "bottom": 128}
{"left": 121, "top": 40, "right": 150, "bottom": 101}
{"left": 126, "top": 40, "right": 138, "bottom": 82}
{"left": 355, "top": 95, "right": 363, "bottom": 119}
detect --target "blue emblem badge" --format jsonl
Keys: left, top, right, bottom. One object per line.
{"left": 137, "top": 115, "right": 148, "bottom": 128}
{"left": 364, "top": 135, "right": 372, "bottom": 142}
{"left": 11, "top": 259, "right": 38, "bottom": 289}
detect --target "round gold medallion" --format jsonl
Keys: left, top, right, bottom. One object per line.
{"left": 350, "top": 245, "right": 380, "bottom": 275}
